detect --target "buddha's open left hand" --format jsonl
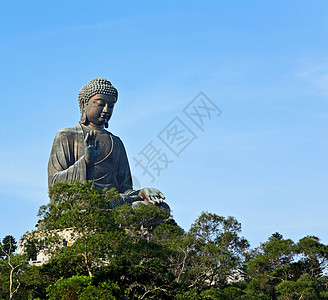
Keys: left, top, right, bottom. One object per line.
{"left": 138, "top": 188, "right": 165, "bottom": 205}
{"left": 84, "top": 131, "right": 100, "bottom": 166}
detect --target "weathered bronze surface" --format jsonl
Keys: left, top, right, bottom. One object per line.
{"left": 48, "top": 78, "right": 168, "bottom": 208}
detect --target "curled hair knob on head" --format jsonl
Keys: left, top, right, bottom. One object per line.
{"left": 78, "top": 78, "right": 118, "bottom": 112}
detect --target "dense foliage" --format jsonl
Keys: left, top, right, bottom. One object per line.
{"left": 0, "top": 181, "right": 327, "bottom": 299}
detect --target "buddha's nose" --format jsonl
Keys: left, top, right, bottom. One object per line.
{"left": 103, "top": 103, "right": 109, "bottom": 113}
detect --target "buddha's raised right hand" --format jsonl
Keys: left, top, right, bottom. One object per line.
{"left": 84, "top": 131, "right": 100, "bottom": 166}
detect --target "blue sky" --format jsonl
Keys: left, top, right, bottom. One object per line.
{"left": 0, "top": 1, "right": 327, "bottom": 248}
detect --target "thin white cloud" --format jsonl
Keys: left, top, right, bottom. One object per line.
{"left": 296, "top": 59, "right": 328, "bottom": 96}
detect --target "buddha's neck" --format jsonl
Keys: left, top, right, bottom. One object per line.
{"left": 82, "top": 123, "right": 105, "bottom": 131}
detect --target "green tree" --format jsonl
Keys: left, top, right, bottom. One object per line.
{"left": 0, "top": 235, "right": 17, "bottom": 259}
{"left": 246, "top": 233, "right": 328, "bottom": 299}
{"left": 163, "top": 212, "right": 249, "bottom": 290}
{"left": 246, "top": 233, "right": 296, "bottom": 298}
{"left": 26, "top": 181, "right": 177, "bottom": 298}
{"left": 275, "top": 273, "right": 322, "bottom": 300}
{"left": 13, "top": 180, "right": 328, "bottom": 299}
{"left": 0, "top": 235, "right": 23, "bottom": 300}
{"left": 31, "top": 181, "right": 121, "bottom": 277}
{"left": 46, "top": 275, "right": 92, "bottom": 299}
{"left": 295, "top": 236, "right": 328, "bottom": 280}
{"left": 112, "top": 202, "right": 171, "bottom": 241}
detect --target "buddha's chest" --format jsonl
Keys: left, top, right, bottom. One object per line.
{"left": 95, "top": 133, "right": 112, "bottom": 162}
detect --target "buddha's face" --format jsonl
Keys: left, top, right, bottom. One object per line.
{"left": 85, "top": 94, "right": 116, "bottom": 127}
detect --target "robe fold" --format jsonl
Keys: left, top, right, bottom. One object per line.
{"left": 48, "top": 123, "right": 133, "bottom": 197}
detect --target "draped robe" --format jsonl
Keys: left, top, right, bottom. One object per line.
{"left": 48, "top": 123, "right": 136, "bottom": 203}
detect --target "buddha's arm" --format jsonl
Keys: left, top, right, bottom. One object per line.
{"left": 48, "top": 131, "right": 88, "bottom": 187}
{"left": 114, "top": 139, "right": 166, "bottom": 206}
{"left": 118, "top": 190, "right": 142, "bottom": 205}
{"left": 110, "top": 138, "right": 143, "bottom": 204}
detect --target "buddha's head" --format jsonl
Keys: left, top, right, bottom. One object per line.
{"left": 78, "top": 78, "right": 118, "bottom": 129}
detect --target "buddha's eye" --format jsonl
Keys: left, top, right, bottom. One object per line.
{"left": 95, "top": 101, "right": 105, "bottom": 107}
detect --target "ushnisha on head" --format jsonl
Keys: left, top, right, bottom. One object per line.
{"left": 78, "top": 78, "right": 118, "bottom": 128}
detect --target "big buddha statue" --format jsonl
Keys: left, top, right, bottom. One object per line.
{"left": 48, "top": 78, "right": 168, "bottom": 208}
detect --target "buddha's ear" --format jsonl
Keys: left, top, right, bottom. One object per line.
{"left": 80, "top": 101, "right": 87, "bottom": 124}
{"left": 105, "top": 121, "right": 108, "bottom": 128}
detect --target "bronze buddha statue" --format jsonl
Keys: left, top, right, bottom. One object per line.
{"left": 48, "top": 78, "right": 168, "bottom": 209}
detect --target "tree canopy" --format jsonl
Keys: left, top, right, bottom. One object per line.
{"left": 0, "top": 181, "right": 327, "bottom": 299}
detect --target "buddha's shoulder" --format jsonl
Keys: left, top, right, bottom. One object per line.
{"left": 55, "top": 124, "right": 82, "bottom": 138}
{"left": 108, "top": 132, "right": 125, "bottom": 147}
